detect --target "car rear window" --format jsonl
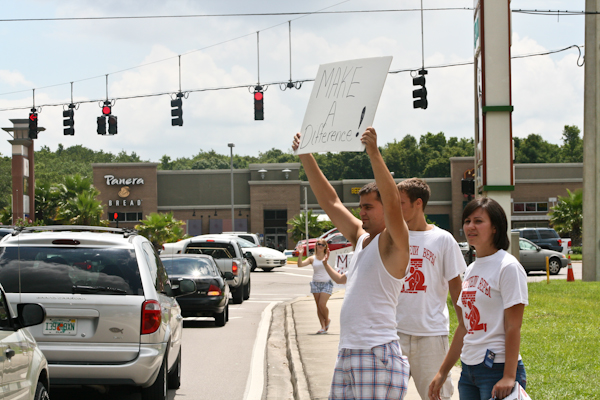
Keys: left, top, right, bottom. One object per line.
{"left": 186, "top": 242, "right": 236, "bottom": 258}
{"left": 539, "top": 229, "right": 560, "bottom": 239}
{"left": 162, "top": 257, "right": 215, "bottom": 276}
{"left": 0, "top": 247, "right": 143, "bottom": 295}
{"left": 521, "top": 230, "right": 538, "bottom": 240}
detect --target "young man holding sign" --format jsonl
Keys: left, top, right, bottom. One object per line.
{"left": 292, "top": 127, "right": 410, "bottom": 400}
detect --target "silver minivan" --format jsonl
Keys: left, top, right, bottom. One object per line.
{"left": 0, "top": 226, "right": 195, "bottom": 400}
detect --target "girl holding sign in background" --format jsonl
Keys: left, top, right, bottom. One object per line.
{"left": 297, "top": 238, "right": 334, "bottom": 334}
{"left": 429, "top": 197, "right": 528, "bottom": 400}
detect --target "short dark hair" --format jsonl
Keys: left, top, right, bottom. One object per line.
{"left": 462, "top": 197, "right": 510, "bottom": 250}
{"left": 357, "top": 182, "right": 381, "bottom": 202}
{"left": 397, "top": 178, "right": 431, "bottom": 210}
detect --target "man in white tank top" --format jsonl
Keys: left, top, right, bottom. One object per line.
{"left": 292, "top": 127, "right": 411, "bottom": 400}
{"left": 395, "top": 178, "right": 466, "bottom": 400}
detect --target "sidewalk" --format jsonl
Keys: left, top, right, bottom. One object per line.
{"left": 265, "top": 289, "right": 460, "bottom": 400}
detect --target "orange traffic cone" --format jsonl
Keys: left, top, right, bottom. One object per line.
{"left": 567, "top": 255, "right": 575, "bottom": 282}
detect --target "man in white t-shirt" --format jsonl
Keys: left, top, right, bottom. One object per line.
{"left": 292, "top": 128, "right": 411, "bottom": 400}
{"left": 396, "top": 178, "right": 466, "bottom": 400}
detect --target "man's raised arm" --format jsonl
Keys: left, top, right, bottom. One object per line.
{"left": 361, "top": 127, "right": 410, "bottom": 279}
{"left": 292, "top": 133, "right": 363, "bottom": 246}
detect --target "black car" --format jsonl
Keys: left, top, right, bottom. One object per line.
{"left": 160, "top": 254, "right": 231, "bottom": 326}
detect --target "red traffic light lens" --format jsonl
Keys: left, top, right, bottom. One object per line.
{"left": 254, "top": 92, "right": 263, "bottom": 101}
{"left": 102, "top": 106, "right": 112, "bottom": 115}
{"left": 113, "top": 212, "right": 118, "bottom": 219}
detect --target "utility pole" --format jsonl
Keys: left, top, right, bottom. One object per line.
{"left": 582, "top": 0, "right": 600, "bottom": 281}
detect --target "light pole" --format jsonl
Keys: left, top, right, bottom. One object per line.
{"left": 228, "top": 143, "right": 235, "bottom": 231}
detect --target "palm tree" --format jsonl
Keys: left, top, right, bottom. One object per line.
{"left": 35, "top": 182, "right": 62, "bottom": 225}
{"left": 550, "top": 188, "right": 582, "bottom": 245}
{"left": 135, "top": 212, "right": 187, "bottom": 251}
{"left": 57, "top": 191, "right": 106, "bottom": 226}
{"left": 287, "top": 210, "right": 328, "bottom": 243}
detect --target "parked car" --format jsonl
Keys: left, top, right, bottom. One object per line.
{"left": 221, "top": 232, "right": 262, "bottom": 246}
{"left": 160, "top": 254, "right": 231, "bottom": 326}
{"left": 292, "top": 229, "right": 351, "bottom": 257}
{"left": 0, "top": 226, "right": 196, "bottom": 400}
{"left": 0, "top": 283, "right": 49, "bottom": 400}
{"left": 458, "top": 242, "right": 476, "bottom": 264}
{"left": 179, "top": 236, "right": 251, "bottom": 304}
{"left": 511, "top": 228, "right": 566, "bottom": 253}
{"left": 518, "top": 237, "right": 570, "bottom": 275}
{"left": 217, "top": 236, "right": 286, "bottom": 272}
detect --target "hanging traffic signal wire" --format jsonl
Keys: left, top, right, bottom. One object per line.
{"left": 280, "top": 21, "right": 302, "bottom": 91}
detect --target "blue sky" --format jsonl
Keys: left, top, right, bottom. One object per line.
{"left": 0, "top": 0, "right": 585, "bottom": 161}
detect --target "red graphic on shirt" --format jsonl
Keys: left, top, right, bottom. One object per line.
{"left": 462, "top": 290, "right": 487, "bottom": 334}
{"left": 402, "top": 259, "right": 427, "bottom": 293}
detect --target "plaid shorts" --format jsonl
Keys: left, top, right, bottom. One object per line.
{"left": 310, "top": 280, "right": 334, "bottom": 295}
{"left": 329, "top": 341, "right": 409, "bottom": 400}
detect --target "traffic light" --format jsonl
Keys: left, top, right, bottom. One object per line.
{"left": 102, "top": 102, "right": 112, "bottom": 116}
{"left": 254, "top": 86, "right": 264, "bottom": 120}
{"left": 412, "top": 69, "right": 428, "bottom": 109}
{"left": 171, "top": 97, "right": 183, "bottom": 126}
{"left": 28, "top": 110, "right": 38, "bottom": 139}
{"left": 108, "top": 115, "right": 118, "bottom": 135}
{"left": 63, "top": 105, "right": 75, "bottom": 136}
{"left": 97, "top": 116, "right": 106, "bottom": 135}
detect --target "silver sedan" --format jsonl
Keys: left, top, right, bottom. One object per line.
{"left": 519, "top": 238, "right": 571, "bottom": 275}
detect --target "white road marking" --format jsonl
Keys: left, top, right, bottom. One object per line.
{"left": 244, "top": 300, "right": 290, "bottom": 303}
{"left": 243, "top": 301, "right": 280, "bottom": 400}
{"left": 274, "top": 272, "right": 313, "bottom": 278}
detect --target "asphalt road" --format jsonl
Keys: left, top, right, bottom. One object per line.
{"left": 51, "top": 263, "right": 314, "bottom": 400}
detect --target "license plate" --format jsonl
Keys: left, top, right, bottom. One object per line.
{"left": 43, "top": 318, "right": 77, "bottom": 335}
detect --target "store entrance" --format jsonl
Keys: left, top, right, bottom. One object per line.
{"left": 264, "top": 209, "right": 288, "bottom": 251}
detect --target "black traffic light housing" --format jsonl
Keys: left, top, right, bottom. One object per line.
{"left": 97, "top": 116, "right": 106, "bottom": 135}
{"left": 108, "top": 115, "right": 118, "bottom": 135}
{"left": 63, "top": 104, "right": 75, "bottom": 136}
{"left": 412, "top": 69, "right": 428, "bottom": 110}
{"left": 254, "top": 85, "right": 264, "bottom": 120}
{"left": 28, "top": 109, "right": 38, "bottom": 139}
{"left": 171, "top": 93, "right": 183, "bottom": 126}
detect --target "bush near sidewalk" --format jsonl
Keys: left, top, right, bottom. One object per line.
{"left": 448, "top": 280, "right": 600, "bottom": 399}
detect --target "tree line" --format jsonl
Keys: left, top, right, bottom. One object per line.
{"left": 0, "top": 125, "right": 583, "bottom": 212}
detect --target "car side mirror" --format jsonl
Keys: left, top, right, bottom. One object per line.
{"left": 16, "top": 303, "right": 46, "bottom": 328}
{"left": 171, "top": 278, "right": 196, "bottom": 297}
{"left": 244, "top": 251, "right": 252, "bottom": 258}
{"left": 222, "top": 272, "right": 235, "bottom": 280}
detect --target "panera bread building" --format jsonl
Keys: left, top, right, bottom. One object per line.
{"left": 92, "top": 158, "right": 583, "bottom": 250}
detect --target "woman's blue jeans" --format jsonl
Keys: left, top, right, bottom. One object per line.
{"left": 458, "top": 360, "right": 526, "bottom": 400}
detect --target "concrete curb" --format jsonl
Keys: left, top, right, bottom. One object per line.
{"left": 285, "top": 302, "right": 312, "bottom": 400}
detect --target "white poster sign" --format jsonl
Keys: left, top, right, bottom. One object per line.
{"left": 295, "top": 56, "right": 393, "bottom": 155}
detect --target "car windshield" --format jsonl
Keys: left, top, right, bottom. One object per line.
{"left": 0, "top": 246, "right": 143, "bottom": 295}
{"left": 234, "top": 238, "right": 257, "bottom": 248}
{"left": 162, "top": 257, "right": 215, "bottom": 277}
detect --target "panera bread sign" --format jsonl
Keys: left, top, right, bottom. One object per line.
{"left": 104, "top": 174, "right": 144, "bottom": 207}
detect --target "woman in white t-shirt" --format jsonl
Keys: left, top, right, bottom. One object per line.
{"left": 297, "top": 238, "right": 334, "bottom": 334}
{"left": 429, "top": 197, "right": 528, "bottom": 400}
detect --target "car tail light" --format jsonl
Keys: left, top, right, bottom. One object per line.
{"left": 558, "top": 239, "right": 562, "bottom": 246}
{"left": 568, "top": 240, "right": 572, "bottom": 247}
{"left": 141, "top": 300, "right": 161, "bottom": 334}
{"left": 207, "top": 284, "right": 222, "bottom": 296}
{"left": 52, "top": 239, "right": 80, "bottom": 245}
{"left": 232, "top": 261, "right": 239, "bottom": 275}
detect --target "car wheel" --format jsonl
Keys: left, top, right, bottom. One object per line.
{"left": 141, "top": 354, "right": 167, "bottom": 400}
{"left": 549, "top": 257, "right": 562, "bottom": 275}
{"left": 215, "top": 304, "right": 227, "bottom": 327}
{"left": 261, "top": 267, "right": 274, "bottom": 272}
{"left": 167, "top": 348, "right": 181, "bottom": 389}
{"left": 249, "top": 257, "right": 257, "bottom": 272}
{"left": 243, "top": 278, "right": 251, "bottom": 300}
{"left": 232, "top": 284, "right": 244, "bottom": 304}
{"left": 34, "top": 382, "right": 50, "bottom": 400}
